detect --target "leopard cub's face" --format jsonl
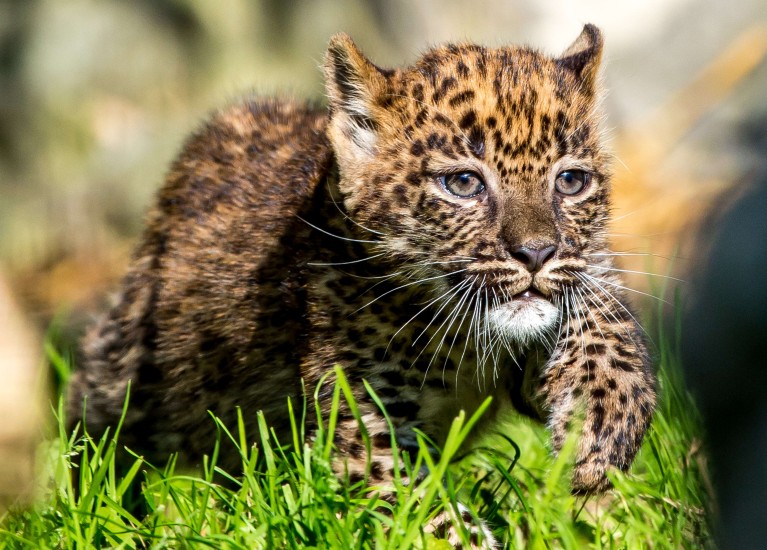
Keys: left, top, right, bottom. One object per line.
{"left": 325, "top": 28, "right": 609, "bottom": 349}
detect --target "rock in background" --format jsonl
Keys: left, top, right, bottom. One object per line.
{"left": 0, "top": 271, "right": 41, "bottom": 511}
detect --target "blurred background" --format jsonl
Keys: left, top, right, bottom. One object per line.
{"left": 1, "top": 0, "right": 766, "bottom": 509}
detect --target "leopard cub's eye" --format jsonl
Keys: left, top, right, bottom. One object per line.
{"left": 555, "top": 169, "right": 591, "bottom": 195}
{"left": 440, "top": 172, "right": 486, "bottom": 198}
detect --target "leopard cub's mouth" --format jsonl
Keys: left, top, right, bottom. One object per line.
{"left": 512, "top": 288, "right": 547, "bottom": 301}
{"left": 485, "top": 284, "right": 560, "bottom": 346}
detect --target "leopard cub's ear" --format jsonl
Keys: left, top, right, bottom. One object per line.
{"left": 324, "top": 33, "right": 391, "bottom": 162}
{"left": 556, "top": 24, "right": 604, "bottom": 94}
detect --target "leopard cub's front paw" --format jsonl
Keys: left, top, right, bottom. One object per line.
{"left": 571, "top": 458, "right": 612, "bottom": 494}
{"left": 425, "top": 503, "right": 496, "bottom": 549}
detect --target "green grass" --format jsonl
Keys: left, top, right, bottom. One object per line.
{"left": 1, "top": 320, "right": 712, "bottom": 549}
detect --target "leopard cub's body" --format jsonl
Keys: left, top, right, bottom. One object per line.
{"left": 69, "top": 25, "right": 656, "bottom": 495}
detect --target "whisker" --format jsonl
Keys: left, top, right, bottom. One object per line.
{"left": 538, "top": 295, "right": 560, "bottom": 353}
{"left": 477, "top": 289, "right": 490, "bottom": 384}
{"left": 610, "top": 210, "right": 642, "bottom": 222}
{"left": 568, "top": 286, "right": 588, "bottom": 373}
{"left": 411, "top": 259, "right": 475, "bottom": 266}
{"left": 553, "top": 288, "right": 573, "bottom": 382}
{"left": 472, "top": 285, "right": 485, "bottom": 389}
{"left": 588, "top": 275, "right": 654, "bottom": 348}
{"left": 575, "top": 271, "right": 651, "bottom": 342}
{"left": 563, "top": 286, "right": 572, "bottom": 342}
{"left": 575, "top": 273, "right": 637, "bottom": 348}
{"left": 576, "top": 285, "right": 605, "bottom": 341}
{"left": 460, "top": 291, "right": 481, "bottom": 388}
{"left": 411, "top": 278, "right": 471, "bottom": 349}
{"left": 438, "top": 278, "right": 477, "bottom": 379}
{"left": 427, "top": 284, "right": 471, "bottom": 382}
{"left": 352, "top": 268, "right": 469, "bottom": 316}
{"left": 389, "top": 249, "right": 475, "bottom": 260}
{"left": 489, "top": 288, "right": 504, "bottom": 380}
{"left": 585, "top": 251, "right": 685, "bottom": 262}
{"left": 411, "top": 279, "right": 473, "bottom": 379}
{"left": 338, "top": 269, "right": 397, "bottom": 280}
{"left": 456, "top": 275, "right": 483, "bottom": 386}
{"left": 324, "top": 180, "right": 387, "bottom": 236}
{"left": 308, "top": 252, "right": 387, "bottom": 267}
{"left": 583, "top": 273, "right": 671, "bottom": 305}
{"left": 354, "top": 271, "right": 403, "bottom": 298}
{"left": 579, "top": 277, "right": 644, "bottom": 347}
{"left": 607, "top": 231, "right": 680, "bottom": 239}
{"left": 297, "top": 215, "right": 379, "bottom": 244}
{"left": 585, "top": 264, "right": 685, "bottom": 283}
{"left": 550, "top": 293, "right": 565, "bottom": 353}
{"left": 384, "top": 282, "right": 462, "bottom": 356}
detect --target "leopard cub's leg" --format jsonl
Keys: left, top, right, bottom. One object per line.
{"left": 537, "top": 302, "right": 656, "bottom": 493}
{"left": 425, "top": 503, "right": 496, "bottom": 549}
{"left": 327, "top": 395, "right": 495, "bottom": 549}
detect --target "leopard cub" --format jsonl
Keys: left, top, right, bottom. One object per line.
{"left": 68, "top": 24, "right": 656, "bottom": 502}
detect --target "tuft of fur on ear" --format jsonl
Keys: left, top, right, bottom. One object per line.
{"left": 324, "top": 33, "right": 389, "bottom": 161}
{"left": 556, "top": 24, "right": 603, "bottom": 93}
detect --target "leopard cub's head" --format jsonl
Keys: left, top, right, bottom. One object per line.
{"left": 324, "top": 26, "right": 610, "bottom": 348}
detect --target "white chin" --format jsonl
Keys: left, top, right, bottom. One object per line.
{"left": 485, "top": 298, "right": 559, "bottom": 347}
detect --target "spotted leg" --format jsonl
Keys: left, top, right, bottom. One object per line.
{"left": 322, "top": 388, "right": 495, "bottom": 549}
{"left": 537, "top": 294, "right": 656, "bottom": 493}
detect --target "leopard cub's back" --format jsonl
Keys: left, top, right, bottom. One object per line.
{"left": 69, "top": 99, "right": 335, "bottom": 466}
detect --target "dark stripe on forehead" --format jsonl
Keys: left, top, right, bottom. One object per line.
{"left": 468, "top": 126, "right": 485, "bottom": 159}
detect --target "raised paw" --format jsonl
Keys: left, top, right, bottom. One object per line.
{"left": 571, "top": 458, "right": 612, "bottom": 494}
{"left": 541, "top": 329, "right": 656, "bottom": 493}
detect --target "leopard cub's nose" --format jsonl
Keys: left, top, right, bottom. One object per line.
{"left": 510, "top": 244, "right": 557, "bottom": 273}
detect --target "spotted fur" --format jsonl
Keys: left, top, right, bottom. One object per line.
{"left": 68, "top": 25, "right": 655, "bottom": 519}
